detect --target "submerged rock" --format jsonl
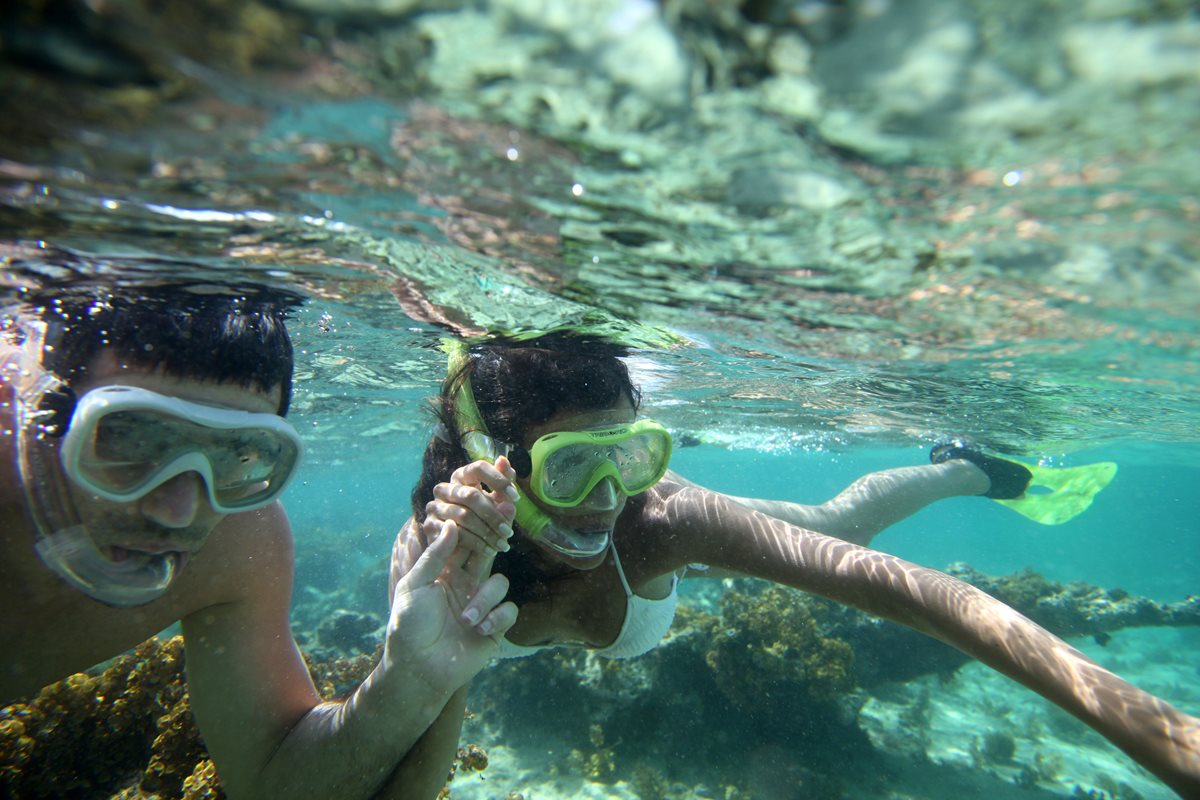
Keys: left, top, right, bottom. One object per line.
{"left": 316, "top": 608, "right": 385, "bottom": 657}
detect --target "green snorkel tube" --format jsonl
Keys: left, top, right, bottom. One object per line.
{"left": 443, "top": 339, "right": 554, "bottom": 540}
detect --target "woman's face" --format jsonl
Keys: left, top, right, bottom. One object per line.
{"left": 518, "top": 398, "right": 635, "bottom": 568}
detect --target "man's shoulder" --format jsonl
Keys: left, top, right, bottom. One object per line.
{"left": 178, "top": 503, "right": 295, "bottom": 609}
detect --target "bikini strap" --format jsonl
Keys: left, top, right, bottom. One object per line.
{"left": 608, "top": 540, "right": 635, "bottom": 598}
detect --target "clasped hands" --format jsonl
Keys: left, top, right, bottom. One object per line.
{"left": 383, "top": 457, "right": 520, "bottom": 693}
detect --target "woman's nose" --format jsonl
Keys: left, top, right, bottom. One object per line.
{"left": 577, "top": 476, "right": 620, "bottom": 511}
{"left": 139, "top": 473, "right": 208, "bottom": 528}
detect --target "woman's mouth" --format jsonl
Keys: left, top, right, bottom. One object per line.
{"left": 573, "top": 527, "right": 612, "bottom": 537}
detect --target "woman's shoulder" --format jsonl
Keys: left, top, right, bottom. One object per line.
{"left": 642, "top": 473, "right": 725, "bottom": 513}
{"left": 646, "top": 473, "right": 692, "bottom": 503}
{"left": 615, "top": 478, "right": 707, "bottom": 566}
{"left": 629, "top": 476, "right": 713, "bottom": 530}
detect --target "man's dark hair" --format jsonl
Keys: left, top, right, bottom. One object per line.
{"left": 25, "top": 282, "right": 302, "bottom": 416}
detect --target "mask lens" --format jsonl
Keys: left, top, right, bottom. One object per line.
{"left": 540, "top": 442, "right": 608, "bottom": 503}
{"left": 534, "top": 422, "right": 672, "bottom": 506}
{"left": 81, "top": 409, "right": 192, "bottom": 493}
{"left": 67, "top": 393, "right": 303, "bottom": 511}
{"left": 208, "top": 427, "right": 301, "bottom": 508}
{"left": 612, "top": 431, "right": 670, "bottom": 492}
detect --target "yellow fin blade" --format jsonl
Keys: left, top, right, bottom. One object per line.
{"left": 994, "top": 461, "right": 1118, "bottom": 525}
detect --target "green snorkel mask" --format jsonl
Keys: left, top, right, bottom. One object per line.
{"left": 443, "top": 339, "right": 672, "bottom": 558}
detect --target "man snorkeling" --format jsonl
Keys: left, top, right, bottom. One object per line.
{"left": 0, "top": 280, "right": 514, "bottom": 799}
{"left": 391, "top": 335, "right": 1199, "bottom": 797}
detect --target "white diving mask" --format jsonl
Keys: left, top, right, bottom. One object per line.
{"left": 13, "top": 362, "right": 303, "bottom": 606}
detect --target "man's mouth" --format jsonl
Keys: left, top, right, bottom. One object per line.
{"left": 107, "top": 545, "right": 190, "bottom": 568}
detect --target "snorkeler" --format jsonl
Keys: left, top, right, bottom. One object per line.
{"left": 0, "top": 281, "right": 512, "bottom": 799}
{"left": 391, "top": 335, "right": 1199, "bottom": 797}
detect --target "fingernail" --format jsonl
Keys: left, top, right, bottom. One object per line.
{"left": 477, "top": 619, "right": 494, "bottom": 635}
{"left": 499, "top": 540, "right": 511, "bottom": 553}
{"left": 499, "top": 523, "right": 514, "bottom": 539}
{"left": 504, "top": 486, "right": 520, "bottom": 502}
{"left": 462, "top": 607, "right": 480, "bottom": 625}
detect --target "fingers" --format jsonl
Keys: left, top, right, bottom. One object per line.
{"left": 399, "top": 520, "right": 458, "bottom": 592}
{"left": 451, "top": 458, "right": 520, "bottom": 501}
{"left": 426, "top": 484, "right": 514, "bottom": 553}
{"left": 462, "top": 545, "right": 497, "bottom": 586}
{"left": 424, "top": 458, "right": 518, "bottom": 554}
{"left": 458, "top": 572, "right": 517, "bottom": 638}
{"left": 475, "top": 601, "right": 518, "bottom": 641}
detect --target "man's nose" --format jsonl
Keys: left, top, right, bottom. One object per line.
{"left": 139, "top": 473, "right": 208, "bottom": 528}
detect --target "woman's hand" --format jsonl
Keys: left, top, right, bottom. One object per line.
{"left": 422, "top": 456, "right": 518, "bottom": 555}
{"left": 383, "top": 519, "right": 517, "bottom": 696}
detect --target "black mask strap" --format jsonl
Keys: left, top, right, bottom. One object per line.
{"left": 35, "top": 386, "right": 77, "bottom": 438}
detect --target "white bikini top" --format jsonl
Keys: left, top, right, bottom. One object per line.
{"left": 493, "top": 541, "right": 679, "bottom": 661}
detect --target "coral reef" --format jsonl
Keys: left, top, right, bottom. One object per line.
{"left": 0, "top": 635, "right": 480, "bottom": 799}
{"left": 704, "top": 584, "right": 855, "bottom": 707}
{"left": 291, "top": 545, "right": 389, "bottom": 661}
{"left": 471, "top": 566, "right": 1195, "bottom": 796}
{"left": 972, "top": 730, "right": 1016, "bottom": 766}
{"left": 2, "top": 563, "right": 1181, "bottom": 798}
{"left": 944, "top": 563, "right": 1200, "bottom": 639}
{"left": 435, "top": 743, "right": 490, "bottom": 799}
{"left": 0, "top": 636, "right": 215, "bottom": 800}
{"left": 303, "top": 646, "right": 380, "bottom": 700}
{"left": 629, "top": 763, "right": 670, "bottom": 800}
{"left": 315, "top": 609, "right": 383, "bottom": 657}
{"left": 566, "top": 723, "right": 619, "bottom": 783}
{"left": 474, "top": 580, "right": 873, "bottom": 796}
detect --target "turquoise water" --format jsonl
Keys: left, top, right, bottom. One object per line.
{"left": 3, "top": 0, "right": 1200, "bottom": 797}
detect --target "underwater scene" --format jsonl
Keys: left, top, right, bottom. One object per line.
{"left": 2, "top": 0, "right": 1199, "bottom": 798}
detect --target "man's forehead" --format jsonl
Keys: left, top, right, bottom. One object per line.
{"left": 76, "top": 352, "right": 281, "bottom": 415}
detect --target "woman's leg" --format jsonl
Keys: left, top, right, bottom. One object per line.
{"left": 668, "top": 460, "right": 989, "bottom": 546}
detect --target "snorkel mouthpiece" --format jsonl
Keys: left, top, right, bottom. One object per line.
{"left": 34, "top": 527, "right": 179, "bottom": 607}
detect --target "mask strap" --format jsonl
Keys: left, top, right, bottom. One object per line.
{"left": 442, "top": 338, "right": 551, "bottom": 538}
{"left": 504, "top": 443, "right": 532, "bottom": 478}
{"left": 8, "top": 315, "right": 176, "bottom": 607}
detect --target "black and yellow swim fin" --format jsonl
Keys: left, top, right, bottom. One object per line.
{"left": 993, "top": 461, "right": 1117, "bottom": 525}
{"left": 931, "top": 442, "right": 1117, "bottom": 526}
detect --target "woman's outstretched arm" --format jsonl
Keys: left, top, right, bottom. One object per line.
{"left": 651, "top": 484, "right": 1199, "bottom": 796}
{"left": 664, "top": 459, "right": 987, "bottom": 546}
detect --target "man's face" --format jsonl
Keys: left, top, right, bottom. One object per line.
{"left": 57, "top": 353, "right": 284, "bottom": 569}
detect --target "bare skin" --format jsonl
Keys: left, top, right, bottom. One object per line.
{"left": 1, "top": 350, "right": 517, "bottom": 800}
{"left": 666, "top": 459, "right": 989, "bottom": 547}
{"left": 391, "top": 404, "right": 1200, "bottom": 798}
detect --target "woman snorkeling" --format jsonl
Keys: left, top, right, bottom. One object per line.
{"left": 391, "top": 335, "right": 1199, "bottom": 797}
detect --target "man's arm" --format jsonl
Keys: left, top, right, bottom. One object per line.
{"left": 182, "top": 505, "right": 508, "bottom": 800}
{"left": 372, "top": 686, "right": 472, "bottom": 797}
{"left": 371, "top": 456, "right": 524, "bottom": 795}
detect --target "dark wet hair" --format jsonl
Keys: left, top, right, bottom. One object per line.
{"left": 410, "top": 333, "right": 642, "bottom": 521}
{"left": 18, "top": 282, "right": 301, "bottom": 416}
